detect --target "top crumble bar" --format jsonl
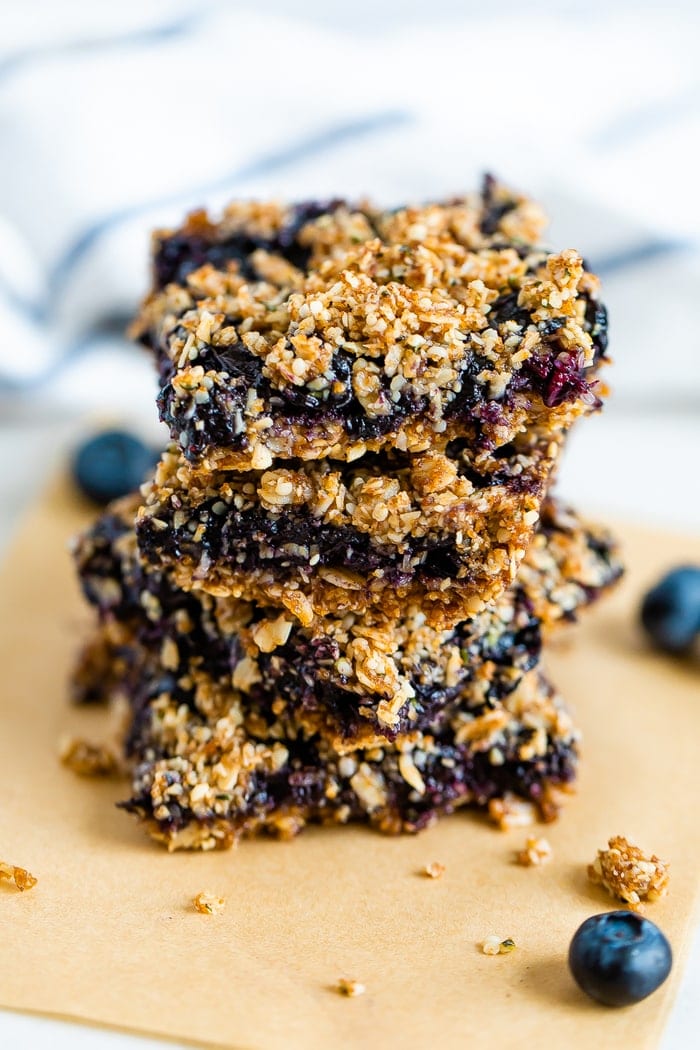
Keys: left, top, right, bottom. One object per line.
{"left": 131, "top": 178, "right": 608, "bottom": 472}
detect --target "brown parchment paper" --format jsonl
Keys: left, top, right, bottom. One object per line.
{"left": 1, "top": 478, "right": 699, "bottom": 1050}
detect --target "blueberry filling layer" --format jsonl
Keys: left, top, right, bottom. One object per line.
{"left": 137, "top": 499, "right": 526, "bottom": 587}
{"left": 153, "top": 200, "right": 346, "bottom": 289}
{"left": 156, "top": 335, "right": 599, "bottom": 463}
{"left": 121, "top": 719, "right": 577, "bottom": 836}
{"left": 156, "top": 344, "right": 498, "bottom": 462}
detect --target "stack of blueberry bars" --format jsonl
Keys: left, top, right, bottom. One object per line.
{"left": 72, "top": 179, "right": 622, "bottom": 850}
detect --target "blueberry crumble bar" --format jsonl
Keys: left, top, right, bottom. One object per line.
{"left": 73, "top": 494, "right": 620, "bottom": 749}
{"left": 68, "top": 176, "right": 619, "bottom": 848}
{"left": 86, "top": 651, "right": 578, "bottom": 850}
{"left": 135, "top": 433, "right": 562, "bottom": 627}
{"left": 132, "top": 181, "right": 607, "bottom": 475}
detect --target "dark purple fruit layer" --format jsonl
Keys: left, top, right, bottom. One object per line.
{"left": 74, "top": 506, "right": 543, "bottom": 741}
{"left": 136, "top": 443, "right": 548, "bottom": 593}
{"left": 154, "top": 200, "right": 345, "bottom": 290}
{"left": 156, "top": 344, "right": 496, "bottom": 464}
{"left": 137, "top": 498, "right": 499, "bottom": 589}
{"left": 121, "top": 704, "right": 578, "bottom": 838}
{"left": 156, "top": 337, "right": 602, "bottom": 465}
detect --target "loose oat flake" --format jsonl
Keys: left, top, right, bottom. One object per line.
{"left": 60, "top": 735, "right": 119, "bottom": 777}
{"left": 516, "top": 836, "right": 553, "bottom": 866}
{"left": 424, "top": 861, "right": 446, "bottom": 879}
{"left": 482, "top": 936, "right": 516, "bottom": 956}
{"left": 0, "top": 861, "right": 37, "bottom": 892}
{"left": 337, "top": 978, "right": 366, "bottom": 997}
{"left": 193, "top": 891, "right": 226, "bottom": 915}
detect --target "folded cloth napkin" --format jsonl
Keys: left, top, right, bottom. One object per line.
{"left": 1, "top": 0, "right": 698, "bottom": 396}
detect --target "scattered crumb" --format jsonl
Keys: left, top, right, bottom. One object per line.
{"left": 337, "top": 978, "right": 366, "bottom": 998}
{"left": 423, "top": 861, "right": 445, "bottom": 879}
{"left": 588, "top": 835, "right": 670, "bottom": 908}
{"left": 193, "top": 891, "right": 226, "bottom": 915}
{"left": 0, "top": 861, "right": 37, "bottom": 892}
{"left": 538, "top": 782, "right": 574, "bottom": 823}
{"left": 516, "top": 836, "right": 553, "bottom": 867}
{"left": 488, "top": 793, "right": 537, "bottom": 830}
{"left": 59, "top": 735, "right": 119, "bottom": 777}
{"left": 481, "top": 936, "right": 516, "bottom": 956}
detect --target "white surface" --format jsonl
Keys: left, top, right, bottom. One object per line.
{"left": 0, "top": 1, "right": 698, "bottom": 1047}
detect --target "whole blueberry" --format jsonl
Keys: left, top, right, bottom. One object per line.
{"left": 72, "top": 430, "right": 159, "bottom": 505}
{"left": 569, "top": 911, "right": 672, "bottom": 1007}
{"left": 640, "top": 566, "right": 700, "bottom": 653}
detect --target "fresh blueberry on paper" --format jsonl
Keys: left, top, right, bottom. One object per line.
{"left": 640, "top": 566, "right": 700, "bottom": 653}
{"left": 72, "top": 430, "right": 159, "bottom": 505}
{"left": 569, "top": 911, "right": 672, "bottom": 1007}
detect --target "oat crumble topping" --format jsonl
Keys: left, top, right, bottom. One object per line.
{"left": 59, "top": 736, "right": 120, "bottom": 777}
{"left": 516, "top": 836, "right": 553, "bottom": 866}
{"left": 588, "top": 836, "right": 670, "bottom": 908}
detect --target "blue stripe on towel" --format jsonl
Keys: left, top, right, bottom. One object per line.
{"left": 0, "top": 6, "right": 208, "bottom": 83}
{"left": 594, "top": 238, "right": 694, "bottom": 276}
{"left": 0, "top": 272, "right": 44, "bottom": 322}
{"left": 590, "top": 82, "right": 700, "bottom": 150}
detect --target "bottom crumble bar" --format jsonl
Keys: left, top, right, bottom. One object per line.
{"left": 117, "top": 664, "right": 578, "bottom": 850}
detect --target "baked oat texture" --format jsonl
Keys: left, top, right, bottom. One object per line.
{"left": 73, "top": 493, "right": 621, "bottom": 749}
{"left": 59, "top": 736, "right": 120, "bottom": 778}
{"left": 132, "top": 179, "right": 608, "bottom": 473}
{"left": 118, "top": 666, "right": 580, "bottom": 850}
{"left": 135, "top": 435, "right": 560, "bottom": 627}
{"left": 588, "top": 835, "right": 670, "bottom": 908}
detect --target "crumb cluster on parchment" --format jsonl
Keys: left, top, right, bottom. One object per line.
{"left": 60, "top": 736, "right": 120, "bottom": 777}
{"left": 516, "top": 836, "right": 552, "bottom": 866}
{"left": 423, "top": 862, "right": 445, "bottom": 879}
{"left": 193, "top": 891, "right": 226, "bottom": 915}
{"left": 336, "top": 978, "right": 366, "bottom": 997}
{"left": 588, "top": 835, "right": 670, "bottom": 908}
{"left": 0, "top": 861, "right": 37, "bottom": 891}
{"left": 481, "top": 936, "right": 516, "bottom": 956}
